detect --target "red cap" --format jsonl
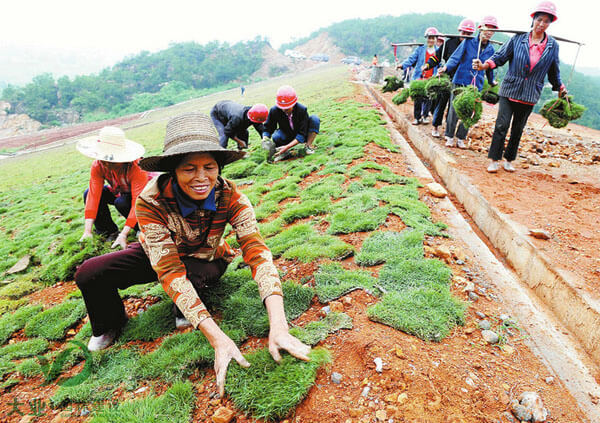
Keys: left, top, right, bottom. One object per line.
{"left": 247, "top": 104, "right": 269, "bottom": 123}
{"left": 276, "top": 85, "right": 298, "bottom": 110}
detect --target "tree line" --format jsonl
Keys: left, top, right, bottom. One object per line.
{"left": 1, "top": 38, "right": 267, "bottom": 125}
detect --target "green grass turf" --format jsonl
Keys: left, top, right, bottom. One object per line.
{"left": 367, "top": 288, "right": 465, "bottom": 342}
{"left": 24, "top": 300, "right": 87, "bottom": 340}
{"left": 280, "top": 198, "right": 331, "bottom": 224}
{"left": 51, "top": 347, "right": 141, "bottom": 406}
{"left": 0, "top": 279, "right": 39, "bottom": 299}
{"left": 0, "top": 304, "right": 43, "bottom": 345}
{"left": 90, "top": 381, "right": 196, "bottom": 423}
{"left": 378, "top": 258, "right": 452, "bottom": 292}
{"left": 0, "top": 337, "right": 49, "bottom": 360}
{"left": 326, "top": 205, "right": 390, "bottom": 235}
{"left": 118, "top": 300, "right": 176, "bottom": 343}
{"left": 226, "top": 348, "right": 331, "bottom": 421}
{"left": 289, "top": 312, "right": 353, "bottom": 346}
{"left": 299, "top": 174, "right": 346, "bottom": 201}
{"left": 314, "top": 263, "right": 377, "bottom": 303}
{"left": 355, "top": 230, "right": 424, "bottom": 266}
{"left": 0, "top": 358, "right": 16, "bottom": 379}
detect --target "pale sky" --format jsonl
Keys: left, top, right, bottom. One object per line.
{"left": 1, "top": 0, "right": 595, "bottom": 72}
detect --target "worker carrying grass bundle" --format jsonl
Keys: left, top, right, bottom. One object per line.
{"left": 382, "top": 76, "right": 404, "bottom": 93}
{"left": 75, "top": 113, "right": 311, "bottom": 398}
{"left": 76, "top": 127, "right": 152, "bottom": 250}
{"left": 473, "top": 1, "right": 567, "bottom": 173}
{"left": 261, "top": 85, "right": 320, "bottom": 162}
{"left": 422, "top": 19, "right": 479, "bottom": 137}
{"left": 210, "top": 101, "right": 269, "bottom": 150}
{"left": 540, "top": 96, "right": 586, "bottom": 128}
{"left": 438, "top": 16, "right": 498, "bottom": 149}
{"left": 397, "top": 27, "right": 440, "bottom": 125}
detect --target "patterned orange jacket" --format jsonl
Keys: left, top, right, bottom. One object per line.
{"left": 135, "top": 174, "right": 282, "bottom": 328}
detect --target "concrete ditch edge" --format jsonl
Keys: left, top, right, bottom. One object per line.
{"left": 367, "top": 84, "right": 600, "bottom": 365}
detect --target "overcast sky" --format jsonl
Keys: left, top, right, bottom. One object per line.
{"left": 1, "top": 0, "right": 594, "bottom": 71}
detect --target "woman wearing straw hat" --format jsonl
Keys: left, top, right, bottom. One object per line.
{"left": 77, "top": 126, "right": 150, "bottom": 249}
{"left": 75, "top": 113, "right": 310, "bottom": 397}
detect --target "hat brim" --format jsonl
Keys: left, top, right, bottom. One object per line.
{"left": 77, "top": 136, "right": 145, "bottom": 163}
{"left": 138, "top": 140, "right": 246, "bottom": 172}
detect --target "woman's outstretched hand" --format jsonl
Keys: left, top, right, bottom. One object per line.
{"left": 268, "top": 326, "right": 311, "bottom": 363}
{"left": 213, "top": 333, "right": 250, "bottom": 398}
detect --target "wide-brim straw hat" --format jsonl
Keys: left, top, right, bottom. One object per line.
{"left": 139, "top": 113, "right": 245, "bottom": 172}
{"left": 77, "top": 126, "right": 145, "bottom": 163}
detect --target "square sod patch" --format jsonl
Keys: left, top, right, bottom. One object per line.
{"left": 289, "top": 312, "right": 353, "bottom": 346}
{"left": 24, "top": 300, "right": 87, "bottom": 340}
{"left": 226, "top": 348, "right": 331, "bottom": 421}
{"left": 0, "top": 304, "right": 43, "bottom": 345}
{"left": 314, "top": 263, "right": 377, "bottom": 303}
{"left": 355, "top": 230, "right": 424, "bottom": 266}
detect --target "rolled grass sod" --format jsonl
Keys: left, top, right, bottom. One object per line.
{"left": 24, "top": 300, "right": 87, "bottom": 340}
{"left": 378, "top": 258, "right": 452, "bottom": 292}
{"left": 90, "top": 381, "right": 196, "bottom": 423}
{"left": 356, "top": 230, "right": 424, "bottom": 266}
{"left": 367, "top": 288, "right": 466, "bottom": 341}
{"left": 226, "top": 348, "right": 331, "bottom": 421}
{"left": 314, "top": 263, "right": 377, "bottom": 303}
{"left": 0, "top": 304, "right": 43, "bottom": 345}
{"left": 289, "top": 312, "right": 353, "bottom": 346}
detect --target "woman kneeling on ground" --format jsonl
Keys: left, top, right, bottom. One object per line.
{"left": 473, "top": 1, "right": 567, "bottom": 173}
{"left": 75, "top": 113, "right": 311, "bottom": 396}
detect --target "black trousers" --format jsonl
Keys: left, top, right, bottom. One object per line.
{"left": 488, "top": 96, "right": 533, "bottom": 161}
{"left": 432, "top": 90, "right": 450, "bottom": 128}
{"left": 83, "top": 186, "right": 132, "bottom": 235}
{"left": 413, "top": 98, "right": 431, "bottom": 121}
{"left": 75, "top": 242, "right": 228, "bottom": 336}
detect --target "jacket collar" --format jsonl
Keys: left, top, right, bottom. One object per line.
{"left": 172, "top": 179, "right": 217, "bottom": 217}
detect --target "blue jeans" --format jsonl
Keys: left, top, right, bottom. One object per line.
{"left": 432, "top": 90, "right": 450, "bottom": 127}
{"left": 272, "top": 115, "right": 320, "bottom": 147}
{"left": 83, "top": 186, "right": 132, "bottom": 235}
{"left": 445, "top": 89, "right": 468, "bottom": 140}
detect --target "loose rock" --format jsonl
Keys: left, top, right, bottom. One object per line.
{"left": 361, "top": 386, "right": 371, "bottom": 397}
{"left": 331, "top": 372, "right": 343, "bottom": 385}
{"left": 212, "top": 406, "right": 235, "bottom": 423}
{"left": 434, "top": 245, "right": 451, "bottom": 259}
{"left": 511, "top": 391, "right": 548, "bottom": 422}
{"left": 529, "top": 229, "right": 551, "bottom": 240}
{"left": 375, "top": 409, "right": 388, "bottom": 421}
{"left": 426, "top": 182, "right": 448, "bottom": 198}
{"left": 478, "top": 320, "right": 491, "bottom": 330}
{"left": 468, "top": 291, "right": 479, "bottom": 302}
{"left": 481, "top": 330, "right": 499, "bottom": 344}
{"left": 330, "top": 301, "right": 344, "bottom": 313}
{"left": 545, "top": 376, "right": 554, "bottom": 385}
{"left": 374, "top": 357, "right": 383, "bottom": 373}
{"left": 475, "top": 311, "right": 486, "bottom": 319}
{"left": 7, "top": 255, "right": 31, "bottom": 274}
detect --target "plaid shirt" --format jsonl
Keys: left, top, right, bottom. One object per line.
{"left": 135, "top": 174, "right": 282, "bottom": 328}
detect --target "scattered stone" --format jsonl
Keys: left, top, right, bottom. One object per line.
{"left": 374, "top": 357, "right": 384, "bottom": 373}
{"left": 331, "top": 372, "right": 343, "bottom": 385}
{"left": 548, "top": 161, "right": 560, "bottom": 167}
{"left": 545, "top": 376, "right": 555, "bottom": 385}
{"left": 212, "top": 406, "right": 235, "bottom": 423}
{"left": 465, "top": 377, "right": 476, "bottom": 387}
{"left": 342, "top": 296, "right": 353, "bottom": 307}
{"left": 455, "top": 260, "right": 465, "bottom": 265}
{"left": 423, "top": 245, "right": 436, "bottom": 256}
{"left": 475, "top": 311, "right": 486, "bottom": 319}
{"left": 464, "top": 327, "right": 476, "bottom": 334}
{"left": 375, "top": 409, "right": 388, "bottom": 421}
{"left": 330, "top": 301, "right": 344, "bottom": 313}
{"left": 478, "top": 320, "right": 491, "bottom": 330}
{"left": 433, "top": 246, "right": 451, "bottom": 259}
{"left": 463, "top": 282, "right": 475, "bottom": 292}
{"left": 502, "top": 345, "right": 515, "bottom": 355}
{"left": 394, "top": 346, "right": 406, "bottom": 359}
{"left": 361, "top": 386, "right": 371, "bottom": 397}
{"left": 499, "top": 314, "right": 510, "bottom": 322}
{"left": 426, "top": 182, "right": 448, "bottom": 198}
{"left": 318, "top": 306, "right": 331, "bottom": 317}
{"left": 511, "top": 391, "right": 547, "bottom": 422}
{"left": 67, "top": 329, "right": 76, "bottom": 336}
{"left": 481, "top": 330, "right": 499, "bottom": 344}
{"left": 397, "top": 393, "right": 408, "bottom": 404}
{"left": 452, "top": 248, "right": 467, "bottom": 262}
{"left": 468, "top": 291, "right": 479, "bottom": 302}
{"left": 134, "top": 386, "right": 149, "bottom": 394}
{"left": 7, "top": 255, "right": 31, "bottom": 274}
{"left": 80, "top": 408, "right": 91, "bottom": 417}
{"left": 529, "top": 229, "right": 551, "bottom": 240}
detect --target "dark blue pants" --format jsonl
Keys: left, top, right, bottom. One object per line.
{"left": 432, "top": 90, "right": 450, "bottom": 127}
{"left": 83, "top": 186, "right": 131, "bottom": 235}
{"left": 272, "top": 115, "right": 320, "bottom": 147}
{"left": 210, "top": 111, "right": 250, "bottom": 149}
{"left": 413, "top": 98, "right": 431, "bottom": 121}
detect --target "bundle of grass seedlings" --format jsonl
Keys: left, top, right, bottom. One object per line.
{"left": 408, "top": 80, "right": 427, "bottom": 101}
{"left": 480, "top": 80, "right": 499, "bottom": 104}
{"left": 452, "top": 85, "right": 482, "bottom": 128}
{"left": 540, "top": 96, "right": 586, "bottom": 128}
{"left": 425, "top": 75, "right": 452, "bottom": 100}
{"left": 382, "top": 76, "right": 404, "bottom": 93}
{"left": 392, "top": 89, "right": 410, "bottom": 105}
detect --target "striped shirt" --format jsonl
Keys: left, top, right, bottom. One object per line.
{"left": 135, "top": 173, "right": 282, "bottom": 328}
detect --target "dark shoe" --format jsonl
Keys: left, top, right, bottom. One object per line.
{"left": 105, "top": 231, "right": 119, "bottom": 243}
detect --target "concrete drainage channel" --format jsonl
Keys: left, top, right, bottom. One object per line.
{"left": 363, "top": 82, "right": 600, "bottom": 420}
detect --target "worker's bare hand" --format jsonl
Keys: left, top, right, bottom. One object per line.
{"left": 79, "top": 232, "right": 93, "bottom": 243}
{"left": 213, "top": 334, "right": 250, "bottom": 398}
{"left": 437, "top": 66, "right": 447, "bottom": 75}
{"left": 472, "top": 59, "right": 483, "bottom": 70}
{"left": 268, "top": 327, "right": 311, "bottom": 363}
{"left": 111, "top": 233, "right": 128, "bottom": 249}
{"left": 559, "top": 86, "right": 568, "bottom": 98}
